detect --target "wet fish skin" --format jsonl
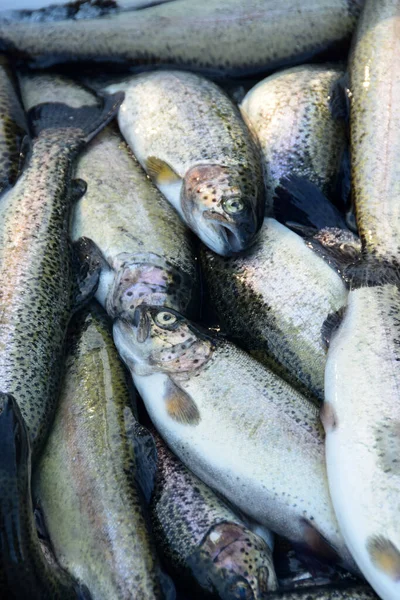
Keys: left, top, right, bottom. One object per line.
{"left": 0, "top": 55, "right": 28, "bottom": 195}
{"left": 73, "top": 121, "right": 199, "bottom": 318}
{"left": 106, "top": 70, "right": 264, "bottom": 256}
{"left": 0, "top": 73, "right": 122, "bottom": 459}
{"left": 201, "top": 218, "right": 347, "bottom": 402}
{"left": 35, "top": 303, "right": 172, "bottom": 600}
{"left": 240, "top": 65, "right": 347, "bottom": 215}
{"left": 0, "top": 0, "right": 363, "bottom": 75}
{"left": 349, "top": 0, "right": 400, "bottom": 265}
{"left": 150, "top": 429, "right": 278, "bottom": 599}
{"left": 323, "top": 283, "right": 400, "bottom": 600}
{"left": 0, "top": 392, "right": 90, "bottom": 599}
{"left": 266, "top": 584, "right": 377, "bottom": 599}
{"left": 113, "top": 306, "right": 355, "bottom": 572}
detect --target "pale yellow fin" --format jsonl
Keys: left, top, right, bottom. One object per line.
{"left": 164, "top": 378, "right": 200, "bottom": 425}
{"left": 368, "top": 536, "right": 400, "bottom": 580}
{"left": 146, "top": 156, "right": 181, "bottom": 185}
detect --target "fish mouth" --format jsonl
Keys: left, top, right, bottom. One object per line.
{"left": 203, "top": 221, "right": 248, "bottom": 255}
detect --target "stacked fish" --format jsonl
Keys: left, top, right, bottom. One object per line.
{"left": 0, "top": 0, "right": 397, "bottom": 599}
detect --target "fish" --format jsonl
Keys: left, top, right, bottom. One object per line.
{"left": 34, "top": 303, "right": 174, "bottom": 600}
{"left": 72, "top": 119, "right": 199, "bottom": 319}
{"left": 0, "top": 0, "right": 363, "bottom": 75}
{"left": 105, "top": 70, "right": 264, "bottom": 256}
{"left": 0, "top": 71, "right": 122, "bottom": 459}
{"left": 150, "top": 429, "right": 278, "bottom": 599}
{"left": 348, "top": 0, "right": 400, "bottom": 270}
{"left": 0, "top": 392, "right": 91, "bottom": 599}
{"left": 323, "top": 282, "right": 400, "bottom": 600}
{"left": 239, "top": 65, "right": 349, "bottom": 221}
{"left": 0, "top": 55, "right": 28, "bottom": 195}
{"left": 266, "top": 584, "right": 378, "bottom": 599}
{"left": 201, "top": 218, "right": 348, "bottom": 402}
{"left": 113, "top": 306, "right": 356, "bottom": 572}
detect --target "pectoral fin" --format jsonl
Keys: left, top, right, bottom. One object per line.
{"left": 124, "top": 407, "right": 158, "bottom": 503}
{"left": 72, "top": 237, "right": 109, "bottom": 309}
{"left": 146, "top": 156, "right": 181, "bottom": 185}
{"left": 164, "top": 378, "right": 200, "bottom": 425}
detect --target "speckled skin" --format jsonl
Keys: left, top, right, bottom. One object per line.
{"left": 349, "top": 0, "right": 400, "bottom": 264}
{"left": 266, "top": 585, "right": 377, "bottom": 599}
{"left": 0, "top": 393, "right": 88, "bottom": 599}
{"left": 34, "top": 304, "right": 167, "bottom": 600}
{"left": 113, "top": 308, "right": 355, "bottom": 572}
{"left": 0, "top": 76, "right": 120, "bottom": 459}
{"left": 324, "top": 285, "right": 400, "bottom": 600}
{"left": 0, "top": 55, "right": 28, "bottom": 195}
{"left": 240, "top": 65, "right": 347, "bottom": 212}
{"left": 201, "top": 218, "right": 347, "bottom": 402}
{"left": 107, "top": 70, "right": 264, "bottom": 255}
{"left": 73, "top": 123, "right": 199, "bottom": 318}
{"left": 0, "top": 0, "right": 363, "bottom": 75}
{"left": 150, "top": 431, "right": 278, "bottom": 599}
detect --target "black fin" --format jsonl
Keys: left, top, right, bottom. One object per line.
{"left": 124, "top": 407, "right": 158, "bottom": 504}
{"left": 329, "top": 73, "right": 350, "bottom": 122}
{"left": 34, "top": 505, "right": 48, "bottom": 541}
{"left": 331, "top": 146, "right": 354, "bottom": 220}
{"left": 345, "top": 256, "right": 400, "bottom": 289}
{"left": 159, "top": 571, "right": 177, "bottom": 600}
{"left": 307, "top": 227, "right": 361, "bottom": 282}
{"left": 72, "top": 237, "right": 106, "bottom": 309}
{"left": 70, "top": 178, "right": 87, "bottom": 202}
{"left": 274, "top": 175, "right": 348, "bottom": 231}
{"left": 28, "top": 91, "right": 124, "bottom": 141}
{"left": 321, "top": 308, "right": 345, "bottom": 350}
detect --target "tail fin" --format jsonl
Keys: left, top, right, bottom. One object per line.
{"left": 28, "top": 91, "right": 124, "bottom": 142}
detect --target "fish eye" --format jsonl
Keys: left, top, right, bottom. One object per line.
{"left": 227, "top": 577, "right": 254, "bottom": 600}
{"left": 154, "top": 311, "right": 177, "bottom": 328}
{"left": 222, "top": 197, "right": 245, "bottom": 214}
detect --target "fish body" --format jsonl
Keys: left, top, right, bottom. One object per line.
{"left": 0, "top": 393, "right": 90, "bottom": 599}
{"left": 202, "top": 218, "right": 347, "bottom": 402}
{"left": 73, "top": 122, "right": 199, "bottom": 318}
{"left": 151, "top": 430, "right": 278, "bottom": 598}
{"left": 113, "top": 307, "right": 354, "bottom": 571}
{"left": 324, "top": 284, "right": 400, "bottom": 600}
{"left": 0, "top": 73, "right": 121, "bottom": 457}
{"left": 0, "top": 55, "right": 28, "bottom": 195}
{"left": 0, "top": 0, "right": 363, "bottom": 75}
{"left": 106, "top": 70, "right": 264, "bottom": 255}
{"left": 35, "top": 304, "right": 171, "bottom": 600}
{"left": 349, "top": 0, "right": 400, "bottom": 265}
{"left": 240, "top": 65, "right": 347, "bottom": 215}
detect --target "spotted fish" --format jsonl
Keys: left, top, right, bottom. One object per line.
{"left": 113, "top": 306, "right": 356, "bottom": 572}
{"left": 150, "top": 429, "right": 278, "bottom": 599}
{"left": 34, "top": 303, "right": 174, "bottom": 600}
{"left": 0, "top": 72, "right": 122, "bottom": 458}
{"left": 105, "top": 70, "right": 264, "bottom": 255}
{"left": 0, "top": 1, "right": 364, "bottom": 75}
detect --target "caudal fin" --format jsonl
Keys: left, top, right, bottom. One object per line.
{"left": 28, "top": 91, "right": 124, "bottom": 142}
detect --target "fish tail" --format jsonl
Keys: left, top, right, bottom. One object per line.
{"left": 345, "top": 254, "right": 400, "bottom": 289}
{"left": 27, "top": 90, "right": 124, "bottom": 142}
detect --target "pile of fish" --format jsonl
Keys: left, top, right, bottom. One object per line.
{"left": 0, "top": 0, "right": 398, "bottom": 598}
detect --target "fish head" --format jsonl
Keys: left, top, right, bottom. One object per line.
{"left": 182, "top": 164, "right": 262, "bottom": 256}
{"left": 190, "top": 523, "right": 277, "bottom": 599}
{"left": 113, "top": 305, "right": 213, "bottom": 376}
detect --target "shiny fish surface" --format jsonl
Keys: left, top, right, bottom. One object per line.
{"left": 0, "top": 0, "right": 364, "bottom": 75}
{"left": 35, "top": 304, "right": 171, "bottom": 600}
{"left": 73, "top": 122, "right": 199, "bottom": 319}
{"left": 349, "top": 0, "right": 400, "bottom": 266}
{"left": 106, "top": 70, "right": 264, "bottom": 256}
{"left": 202, "top": 218, "right": 347, "bottom": 402}
{"left": 267, "top": 584, "right": 377, "bottom": 599}
{"left": 240, "top": 65, "right": 347, "bottom": 213}
{"left": 324, "top": 284, "right": 400, "bottom": 600}
{"left": 113, "top": 306, "right": 355, "bottom": 572}
{"left": 151, "top": 430, "right": 278, "bottom": 599}
{"left": 0, "top": 72, "right": 121, "bottom": 457}
{"left": 0, "top": 55, "right": 28, "bottom": 195}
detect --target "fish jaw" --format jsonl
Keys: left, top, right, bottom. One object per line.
{"left": 324, "top": 285, "right": 400, "bottom": 600}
